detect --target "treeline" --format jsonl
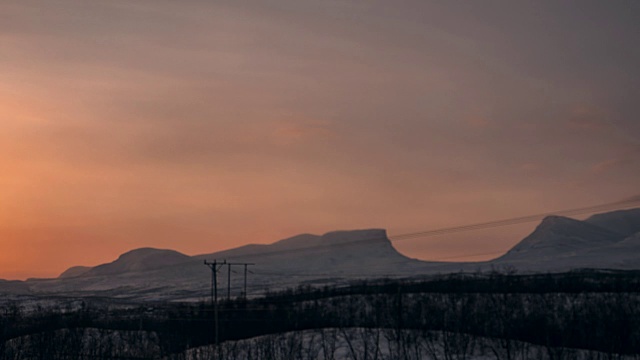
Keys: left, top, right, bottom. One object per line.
{"left": 1, "top": 270, "right": 639, "bottom": 359}
{"left": 264, "top": 269, "right": 640, "bottom": 301}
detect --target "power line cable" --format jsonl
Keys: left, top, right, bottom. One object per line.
{"left": 390, "top": 197, "right": 640, "bottom": 241}
{"left": 189, "top": 198, "right": 640, "bottom": 297}
{"left": 199, "top": 197, "right": 640, "bottom": 264}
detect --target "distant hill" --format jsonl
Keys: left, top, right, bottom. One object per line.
{"left": 83, "top": 248, "right": 192, "bottom": 276}
{"left": 59, "top": 266, "right": 92, "bottom": 279}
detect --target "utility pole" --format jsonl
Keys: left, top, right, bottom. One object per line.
{"left": 243, "top": 263, "right": 249, "bottom": 299}
{"left": 227, "top": 263, "right": 231, "bottom": 301}
{"left": 204, "top": 259, "right": 226, "bottom": 345}
{"left": 226, "top": 262, "right": 254, "bottom": 299}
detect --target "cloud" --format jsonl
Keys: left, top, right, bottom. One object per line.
{"left": 590, "top": 144, "right": 640, "bottom": 174}
{"left": 566, "top": 105, "right": 609, "bottom": 132}
{"left": 519, "top": 162, "right": 543, "bottom": 172}
{"left": 590, "top": 158, "right": 623, "bottom": 174}
{"left": 270, "top": 119, "right": 336, "bottom": 146}
{"left": 465, "top": 116, "right": 492, "bottom": 129}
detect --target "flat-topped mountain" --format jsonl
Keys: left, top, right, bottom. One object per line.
{"left": 195, "top": 229, "right": 396, "bottom": 259}
{"left": 193, "top": 229, "right": 413, "bottom": 271}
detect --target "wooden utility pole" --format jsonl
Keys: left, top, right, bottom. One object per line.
{"left": 226, "top": 262, "right": 254, "bottom": 299}
{"left": 227, "top": 263, "right": 231, "bottom": 300}
{"left": 204, "top": 259, "right": 226, "bottom": 345}
{"left": 243, "top": 263, "right": 249, "bottom": 298}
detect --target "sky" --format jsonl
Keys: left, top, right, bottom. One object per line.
{"left": 1, "top": 0, "right": 639, "bottom": 279}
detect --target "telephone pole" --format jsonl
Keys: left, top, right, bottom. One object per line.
{"left": 204, "top": 259, "right": 226, "bottom": 345}
{"left": 243, "top": 263, "right": 251, "bottom": 299}
{"left": 226, "top": 262, "right": 254, "bottom": 299}
{"left": 227, "top": 263, "right": 231, "bottom": 300}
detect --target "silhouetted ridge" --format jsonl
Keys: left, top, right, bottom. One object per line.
{"left": 322, "top": 229, "right": 389, "bottom": 244}
{"left": 270, "top": 233, "right": 322, "bottom": 249}
{"left": 84, "top": 248, "right": 192, "bottom": 276}
{"left": 59, "top": 266, "right": 91, "bottom": 279}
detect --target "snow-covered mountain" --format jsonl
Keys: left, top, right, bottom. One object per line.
{"left": 84, "top": 248, "right": 192, "bottom": 277}
{"left": 584, "top": 208, "right": 640, "bottom": 237}
{"left": 496, "top": 215, "right": 623, "bottom": 261}
{"left": 491, "top": 208, "right": 640, "bottom": 272}
{"left": 2, "top": 208, "right": 639, "bottom": 301}
{"left": 10, "top": 229, "right": 428, "bottom": 301}
{"left": 193, "top": 229, "right": 424, "bottom": 273}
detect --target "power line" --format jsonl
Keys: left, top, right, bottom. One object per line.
{"left": 203, "top": 259, "right": 226, "bottom": 345}
{"left": 198, "top": 198, "right": 640, "bottom": 291}
{"left": 390, "top": 197, "right": 640, "bottom": 241}
{"left": 428, "top": 250, "right": 506, "bottom": 261}
{"left": 225, "top": 262, "right": 254, "bottom": 299}
{"left": 201, "top": 197, "right": 640, "bottom": 263}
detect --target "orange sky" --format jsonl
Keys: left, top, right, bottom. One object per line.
{"left": 1, "top": 0, "right": 639, "bottom": 279}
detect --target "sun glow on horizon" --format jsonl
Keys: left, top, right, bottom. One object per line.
{"left": 1, "top": 0, "right": 638, "bottom": 279}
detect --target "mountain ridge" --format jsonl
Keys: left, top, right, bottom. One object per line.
{"left": 503, "top": 215, "right": 623, "bottom": 256}
{"left": 585, "top": 208, "right": 640, "bottom": 237}
{"left": 82, "top": 248, "right": 192, "bottom": 277}
{"left": 4, "top": 208, "right": 638, "bottom": 301}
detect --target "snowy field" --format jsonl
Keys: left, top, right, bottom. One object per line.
{"left": 185, "top": 328, "right": 640, "bottom": 360}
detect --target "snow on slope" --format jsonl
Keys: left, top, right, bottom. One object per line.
{"left": 584, "top": 208, "right": 640, "bottom": 237}
{"left": 499, "top": 215, "right": 623, "bottom": 260}
{"left": 195, "top": 229, "right": 391, "bottom": 260}
{"left": 489, "top": 213, "right": 638, "bottom": 272}
{"left": 195, "top": 229, "right": 419, "bottom": 271}
{"left": 570, "top": 231, "right": 640, "bottom": 269}
{"left": 614, "top": 232, "right": 640, "bottom": 248}
{"left": 19, "top": 229, "right": 429, "bottom": 301}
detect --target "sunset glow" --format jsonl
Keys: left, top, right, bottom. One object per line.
{"left": 1, "top": 0, "right": 639, "bottom": 279}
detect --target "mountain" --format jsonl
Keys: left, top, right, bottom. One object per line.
{"left": 12, "top": 229, "right": 425, "bottom": 301}
{"left": 83, "top": 248, "right": 192, "bottom": 276}
{"left": 498, "top": 215, "right": 624, "bottom": 260}
{"left": 1, "top": 208, "right": 639, "bottom": 301}
{"left": 59, "top": 266, "right": 92, "bottom": 279}
{"left": 584, "top": 208, "right": 640, "bottom": 237}
{"left": 194, "top": 229, "right": 421, "bottom": 273}
{"left": 492, "top": 210, "right": 640, "bottom": 272}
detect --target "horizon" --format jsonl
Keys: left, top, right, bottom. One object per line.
{"left": 2, "top": 0, "right": 639, "bottom": 280}
{"left": 6, "top": 204, "right": 640, "bottom": 281}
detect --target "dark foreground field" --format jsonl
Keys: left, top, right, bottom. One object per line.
{"left": 1, "top": 270, "right": 639, "bottom": 359}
